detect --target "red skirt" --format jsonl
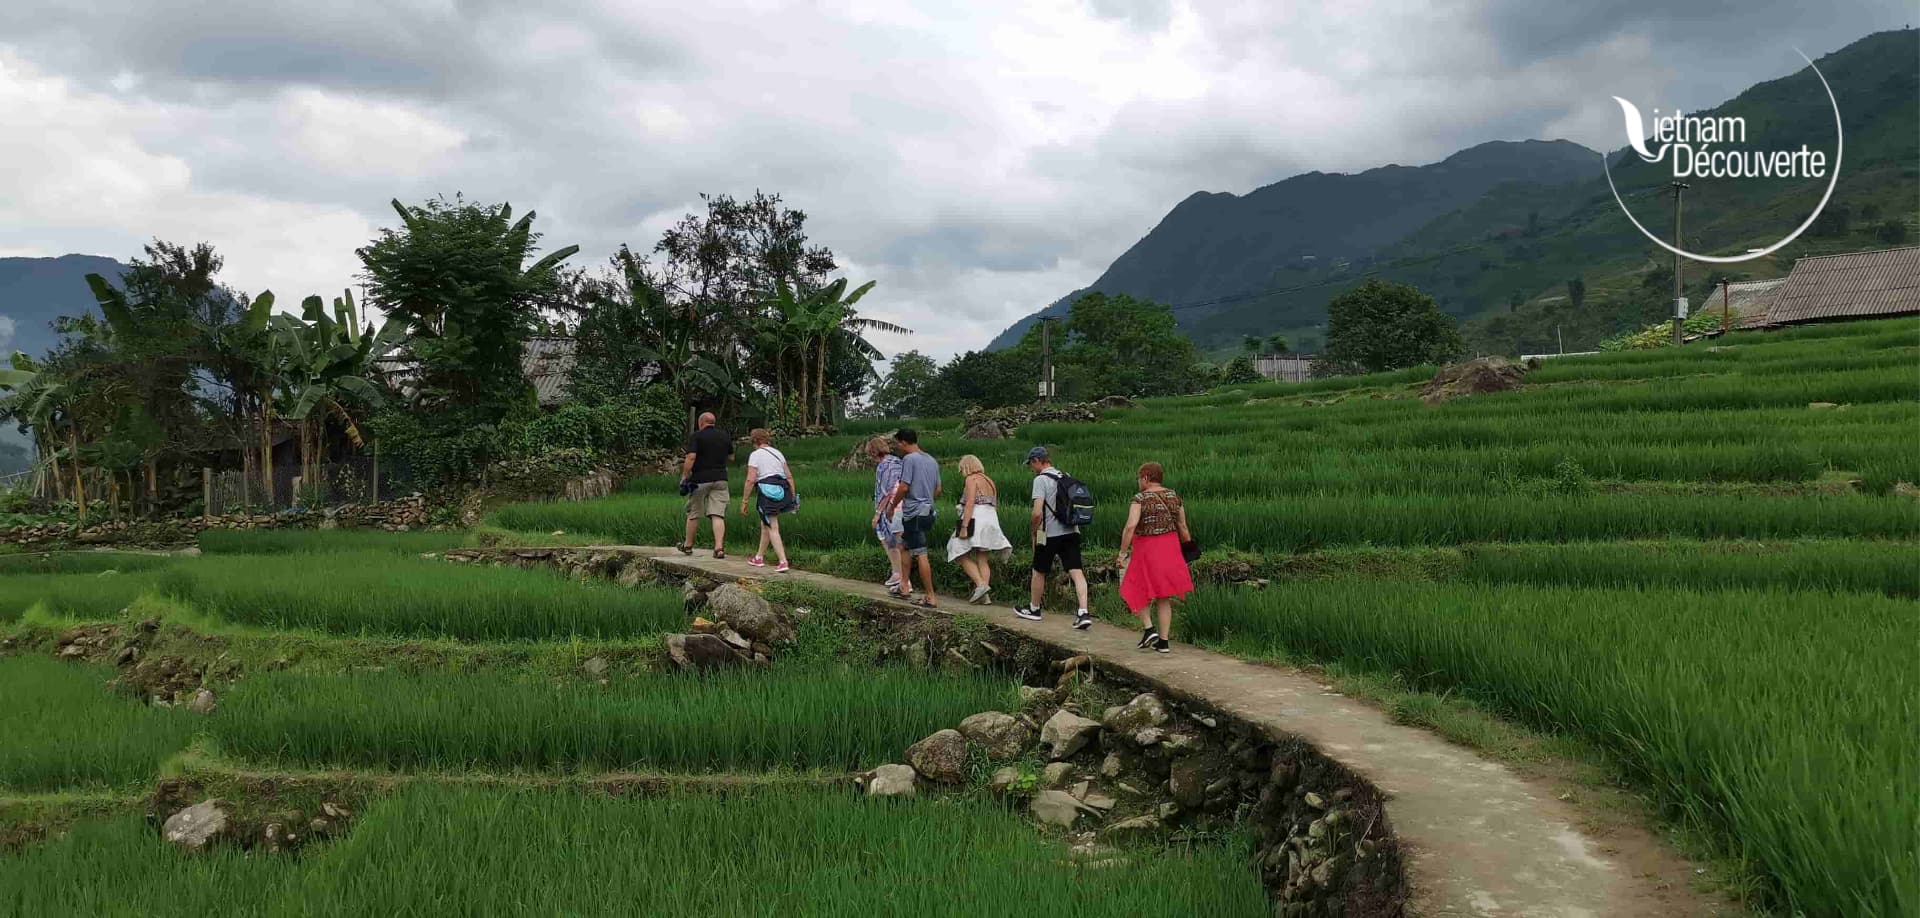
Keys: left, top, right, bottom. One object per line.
{"left": 1120, "top": 531, "right": 1194, "bottom": 612}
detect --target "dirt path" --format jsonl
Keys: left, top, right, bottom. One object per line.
{"left": 638, "top": 546, "right": 1730, "bottom": 918}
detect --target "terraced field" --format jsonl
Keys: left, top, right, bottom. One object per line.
{"left": 496, "top": 316, "right": 1919, "bottom": 917}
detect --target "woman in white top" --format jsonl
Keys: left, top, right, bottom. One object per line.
{"left": 946, "top": 454, "right": 1013, "bottom": 604}
{"left": 738, "top": 428, "right": 796, "bottom": 572}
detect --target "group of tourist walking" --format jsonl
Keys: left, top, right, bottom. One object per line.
{"left": 678, "top": 418, "right": 1194, "bottom": 653}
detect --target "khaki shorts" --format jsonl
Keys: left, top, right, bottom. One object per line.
{"left": 686, "top": 481, "right": 729, "bottom": 519}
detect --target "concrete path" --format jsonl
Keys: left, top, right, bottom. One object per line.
{"left": 634, "top": 546, "right": 1704, "bottom": 918}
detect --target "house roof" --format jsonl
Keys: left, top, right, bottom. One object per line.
{"left": 1717, "top": 279, "right": 1787, "bottom": 329}
{"left": 1762, "top": 246, "right": 1920, "bottom": 326}
{"left": 371, "top": 336, "right": 580, "bottom": 408}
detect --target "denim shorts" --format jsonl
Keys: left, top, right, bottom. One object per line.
{"left": 901, "top": 511, "right": 937, "bottom": 556}
{"left": 874, "top": 508, "right": 904, "bottom": 548}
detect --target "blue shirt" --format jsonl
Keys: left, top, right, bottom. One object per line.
{"left": 873, "top": 455, "right": 903, "bottom": 509}
{"left": 899, "top": 450, "right": 941, "bottom": 517}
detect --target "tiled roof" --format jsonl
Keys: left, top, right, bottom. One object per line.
{"left": 1763, "top": 246, "right": 1920, "bottom": 326}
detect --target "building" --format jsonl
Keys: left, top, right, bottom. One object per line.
{"left": 1744, "top": 246, "right": 1920, "bottom": 328}
{"left": 1253, "top": 354, "right": 1317, "bottom": 383}
{"left": 373, "top": 336, "right": 624, "bottom": 409}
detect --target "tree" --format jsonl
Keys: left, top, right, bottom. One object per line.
{"left": 1222, "top": 354, "right": 1263, "bottom": 384}
{"left": 791, "top": 277, "right": 901, "bottom": 426}
{"left": 1876, "top": 220, "right": 1909, "bottom": 245}
{"left": 1320, "top": 279, "right": 1465, "bottom": 374}
{"left": 359, "top": 196, "right": 578, "bottom": 421}
{"left": 867, "top": 350, "right": 941, "bottom": 418}
{"left": 573, "top": 246, "right": 737, "bottom": 432}
{"left": 271, "top": 292, "right": 406, "bottom": 502}
{"left": 1265, "top": 334, "right": 1290, "bottom": 354}
{"left": 1241, "top": 334, "right": 1262, "bottom": 354}
{"left": 1566, "top": 276, "right": 1586, "bottom": 311}
{"left": 1042, "top": 291, "right": 1205, "bottom": 399}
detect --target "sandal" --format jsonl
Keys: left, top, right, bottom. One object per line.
{"left": 676, "top": 544, "right": 693, "bottom": 555}
{"left": 911, "top": 596, "right": 939, "bottom": 610}
{"left": 713, "top": 550, "right": 726, "bottom": 560}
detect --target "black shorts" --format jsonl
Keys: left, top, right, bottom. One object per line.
{"left": 902, "top": 511, "right": 937, "bottom": 556}
{"left": 1031, "top": 533, "right": 1084, "bottom": 574}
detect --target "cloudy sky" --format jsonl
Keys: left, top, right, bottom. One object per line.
{"left": 0, "top": 1, "right": 1908, "bottom": 358}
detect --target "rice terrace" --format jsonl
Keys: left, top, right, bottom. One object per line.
{"left": 2, "top": 12, "right": 1918, "bottom": 918}
{"left": 0, "top": 313, "right": 1911, "bottom": 917}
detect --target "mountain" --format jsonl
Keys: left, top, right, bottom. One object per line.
{"left": 0, "top": 254, "right": 130, "bottom": 362}
{"left": 990, "top": 28, "right": 1920, "bottom": 355}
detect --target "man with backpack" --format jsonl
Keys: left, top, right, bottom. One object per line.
{"left": 1015, "top": 446, "right": 1093, "bottom": 629}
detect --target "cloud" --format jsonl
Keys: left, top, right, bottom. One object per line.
{"left": 0, "top": 1, "right": 1909, "bottom": 362}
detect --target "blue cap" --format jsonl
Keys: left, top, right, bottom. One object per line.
{"left": 1025, "top": 446, "right": 1050, "bottom": 463}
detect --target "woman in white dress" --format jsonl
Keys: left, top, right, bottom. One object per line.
{"left": 946, "top": 454, "right": 1013, "bottom": 605}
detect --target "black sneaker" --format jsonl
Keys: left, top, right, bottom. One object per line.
{"left": 1153, "top": 637, "right": 1171, "bottom": 654}
{"left": 1136, "top": 628, "right": 1160, "bottom": 649}
{"left": 1072, "top": 611, "right": 1093, "bottom": 630}
{"left": 1013, "top": 605, "right": 1043, "bottom": 622}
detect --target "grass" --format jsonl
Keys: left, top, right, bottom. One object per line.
{"left": 0, "top": 785, "right": 1267, "bottom": 917}
{"left": 0, "top": 571, "right": 164, "bottom": 623}
{"left": 0, "top": 552, "right": 173, "bottom": 575}
{"left": 1456, "top": 540, "right": 1920, "bottom": 597}
{"left": 1184, "top": 581, "right": 1919, "bottom": 918}
{"left": 158, "top": 552, "right": 686, "bottom": 641}
{"left": 195, "top": 529, "right": 472, "bottom": 556}
{"left": 213, "top": 665, "right": 1019, "bottom": 774}
{"left": 0, "top": 657, "right": 199, "bottom": 791}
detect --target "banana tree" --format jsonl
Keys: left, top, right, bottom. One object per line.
{"left": 198, "top": 291, "right": 279, "bottom": 502}
{"left": 272, "top": 293, "right": 406, "bottom": 505}
{"left": 795, "top": 278, "right": 902, "bottom": 426}
{"left": 0, "top": 356, "right": 83, "bottom": 515}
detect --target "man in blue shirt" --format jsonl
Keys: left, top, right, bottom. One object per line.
{"left": 867, "top": 437, "right": 908, "bottom": 596}
{"left": 881, "top": 428, "right": 942, "bottom": 608}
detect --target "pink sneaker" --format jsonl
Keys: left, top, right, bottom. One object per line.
{"left": 748, "top": 556, "right": 766, "bottom": 567}
{"left": 775, "top": 561, "right": 791, "bottom": 573}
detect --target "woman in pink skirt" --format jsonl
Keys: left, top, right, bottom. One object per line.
{"left": 1118, "top": 461, "right": 1194, "bottom": 654}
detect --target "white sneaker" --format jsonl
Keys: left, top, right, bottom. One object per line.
{"left": 969, "top": 585, "right": 991, "bottom": 604}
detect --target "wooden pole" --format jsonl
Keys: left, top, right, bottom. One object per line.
{"left": 370, "top": 439, "right": 380, "bottom": 503}
{"left": 203, "top": 467, "right": 213, "bottom": 520}
{"left": 1721, "top": 280, "right": 1732, "bottom": 334}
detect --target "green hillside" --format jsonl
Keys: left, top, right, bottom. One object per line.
{"left": 992, "top": 29, "right": 1919, "bottom": 357}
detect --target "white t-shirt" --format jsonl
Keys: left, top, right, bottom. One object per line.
{"left": 748, "top": 446, "right": 789, "bottom": 482}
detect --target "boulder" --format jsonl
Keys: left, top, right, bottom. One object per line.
{"left": 1017, "top": 685, "right": 1055, "bottom": 709}
{"left": 706, "top": 583, "right": 794, "bottom": 644}
{"left": 683, "top": 585, "right": 710, "bottom": 612}
{"left": 664, "top": 633, "right": 747, "bottom": 671}
{"left": 989, "top": 766, "right": 1023, "bottom": 797}
{"left": 963, "top": 421, "right": 1010, "bottom": 440}
{"left": 906, "top": 729, "right": 970, "bottom": 784}
{"left": 958, "top": 711, "right": 1034, "bottom": 760}
{"left": 1168, "top": 758, "right": 1210, "bottom": 809}
{"left": 1103, "top": 693, "right": 1170, "bottom": 737}
{"left": 1132, "top": 727, "right": 1167, "bottom": 748}
{"left": 1096, "top": 395, "right": 1134, "bottom": 410}
{"left": 1029, "top": 790, "right": 1090, "bottom": 828}
{"left": 581, "top": 655, "right": 609, "bottom": 676}
{"left": 162, "top": 800, "right": 231, "bottom": 851}
{"left": 1042, "top": 762, "right": 1076, "bottom": 787}
{"left": 1040, "top": 709, "right": 1102, "bottom": 760}
{"left": 1421, "top": 356, "right": 1526, "bottom": 405}
{"left": 862, "top": 764, "right": 917, "bottom": 798}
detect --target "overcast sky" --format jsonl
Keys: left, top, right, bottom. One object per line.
{"left": 0, "top": 1, "right": 1909, "bottom": 359}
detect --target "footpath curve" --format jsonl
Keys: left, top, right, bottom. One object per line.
{"left": 633, "top": 547, "right": 1704, "bottom": 918}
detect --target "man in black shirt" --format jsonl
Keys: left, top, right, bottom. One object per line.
{"left": 680, "top": 412, "right": 733, "bottom": 557}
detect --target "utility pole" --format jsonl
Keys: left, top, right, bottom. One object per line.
{"left": 1670, "top": 181, "right": 1689, "bottom": 347}
{"left": 1039, "top": 318, "right": 1057, "bottom": 403}
{"left": 1721, "top": 279, "right": 1732, "bottom": 335}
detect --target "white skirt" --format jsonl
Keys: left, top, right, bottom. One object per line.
{"left": 947, "top": 503, "right": 1014, "bottom": 562}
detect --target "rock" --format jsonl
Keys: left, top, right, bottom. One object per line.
{"left": 1311, "top": 854, "right": 1347, "bottom": 887}
{"left": 1102, "top": 814, "right": 1161, "bottom": 842}
{"left": 963, "top": 421, "right": 1010, "bottom": 440}
{"left": 1168, "top": 759, "right": 1209, "bottom": 808}
{"left": 1117, "top": 781, "right": 1147, "bottom": 796}
{"left": 1082, "top": 791, "right": 1116, "bottom": 812}
{"left": 683, "top": 585, "right": 709, "bottom": 611}
{"left": 1103, "top": 693, "right": 1171, "bottom": 736}
{"left": 187, "top": 688, "right": 218, "bottom": 715}
{"left": 1029, "top": 790, "right": 1090, "bottom": 828}
{"left": 862, "top": 764, "right": 917, "bottom": 798}
{"left": 114, "top": 645, "right": 139, "bottom": 666}
{"left": 1069, "top": 780, "right": 1091, "bottom": 801}
{"left": 1042, "top": 762, "right": 1075, "bottom": 787}
{"left": 1303, "top": 791, "right": 1328, "bottom": 810}
{"left": 58, "top": 643, "right": 86, "bottom": 659}
{"left": 1156, "top": 802, "right": 1180, "bottom": 821}
{"left": 1808, "top": 401, "right": 1839, "bottom": 409}
{"left": 664, "top": 633, "right": 747, "bottom": 671}
{"left": 320, "top": 801, "right": 351, "bottom": 819}
{"left": 718, "top": 627, "right": 753, "bottom": 652}
{"left": 958, "top": 711, "right": 1034, "bottom": 759}
{"left": 989, "top": 766, "right": 1023, "bottom": 797}
{"left": 1421, "top": 356, "right": 1526, "bottom": 405}
{"left": 705, "top": 583, "right": 794, "bottom": 644}
{"left": 1040, "top": 710, "right": 1102, "bottom": 760}
{"left": 1100, "top": 753, "right": 1124, "bottom": 779}
{"left": 1131, "top": 727, "right": 1166, "bottom": 747}
{"left": 162, "top": 800, "right": 231, "bottom": 851}
{"left": 581, "top": 655, "right": 609, "bottom": 676}
{"left": 1096, "top": 395, "right": 1134, "bottom": 410}
{"left": 906, "top": 729, "right": 970, "bottom": 784}
{"left": 1017, "top": 685, "right": 1055, "bottom": 708}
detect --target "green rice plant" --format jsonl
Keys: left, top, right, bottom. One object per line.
{"left": 0, "top": 571, "right": 162, "bottom": 622}
{"left": 0, "top": 657, "right": 200, "bottom": 791}
{"left": 1458, "top": 540, "right": 1920, "bottom": 597}
{"left": 1183, "top": 582, "right": 1919, "bottom": 917}
{"left": 0, "top": 551, "right": 172, "bottom": 575}
{"left": 214, "top": 665, "right": 1020, "bottom": 773}
{"left": 158, "top": 552, "right": 684, "bottom": 640}
{"left": 0, "top": 786, "right": 1266, "bottom": 917}
{"left": 194, "top": 529, "right": 472, "bottom": 556}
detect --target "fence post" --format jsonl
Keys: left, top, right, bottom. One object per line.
{"left": 371, "top": 440, "right": 380, "bottom": 503}
{"left": 203, "top": 467, "right": 213, "bottom": 520}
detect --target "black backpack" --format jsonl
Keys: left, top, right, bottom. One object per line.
{"left": 1047, "top": 469, "right": 1095, "bottom": 528}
